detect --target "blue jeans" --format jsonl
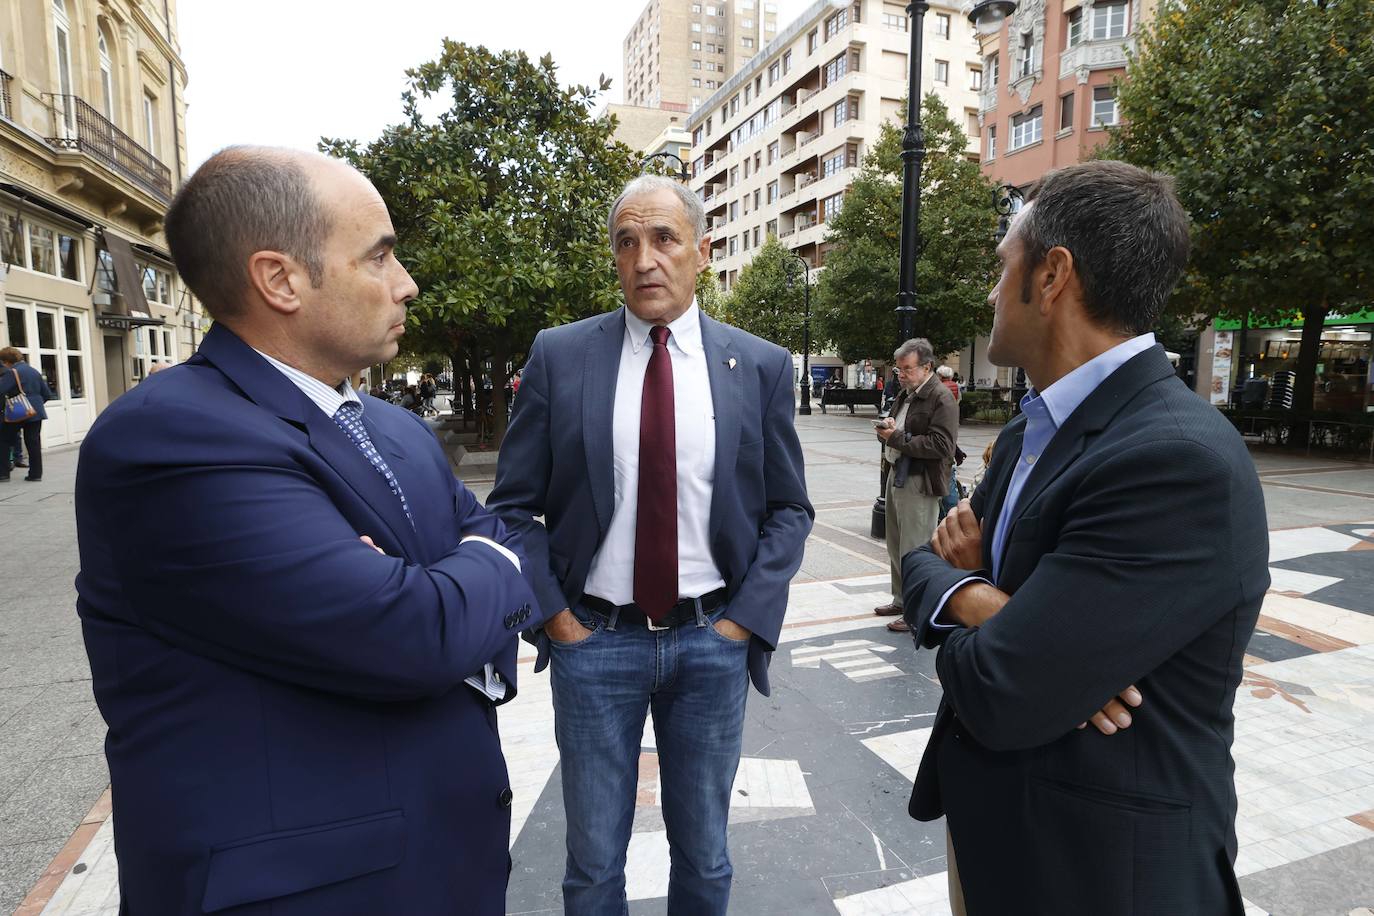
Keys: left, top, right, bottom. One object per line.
{"left": 550, "top": 599, "right": 750, "bottom": 916}
{"left": 938, "top": 465, "right": 960, "bottom": 521}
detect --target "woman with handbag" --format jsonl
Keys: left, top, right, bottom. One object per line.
{"left": 0, "top": 346, "right": 54, "bottom": 482}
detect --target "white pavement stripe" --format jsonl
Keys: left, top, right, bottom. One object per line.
{"left": 1261, "top": 592, "right": 1374, "bottom": 646}
{"left": 625, "top": 830, "right": 671, "bottom": 902}
{"left": 832, "top": 871, "right": 951, "bottom": 914}
{"left": 848, "top": 665, "right": 905, "bottom": 679}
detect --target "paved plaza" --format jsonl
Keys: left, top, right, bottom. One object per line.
{"left": 3, "top": 411, "right": 1374, "bottom": 914}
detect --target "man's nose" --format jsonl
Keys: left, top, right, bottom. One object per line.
{"left": 634, "top": 240, "right": 656, "bottom": 272}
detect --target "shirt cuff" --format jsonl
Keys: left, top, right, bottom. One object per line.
{"left": 930, "top": 576, "right": 993, "bottom": 629}
{"left": 461, "top": 535, "right": 522, "bottom": 573}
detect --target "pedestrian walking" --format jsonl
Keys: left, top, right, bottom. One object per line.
{"left": 0, "top": 346, "right": 54, "bottom": 482}
{"left": 872, "top": 338, "right": 957, "bottom": 634}
{"left": 488, "top": 174, "right": 813, "bottom": 915}
{"left": 900, "top": 160, "right": 1267, "bottom": 915}
{"left": 74, "top": 147, "right": 537, "bottom": 915}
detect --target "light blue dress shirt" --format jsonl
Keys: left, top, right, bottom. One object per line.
{"left": 932, "top": 333, "right": 1157, "bottom": 625}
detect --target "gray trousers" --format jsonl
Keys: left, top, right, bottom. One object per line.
{"left": 885, "top": 476, "right": 942, "bottom": 604}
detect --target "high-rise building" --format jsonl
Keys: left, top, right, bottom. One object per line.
{"left": 959, "top": 0, "right": 1157, "bottom": 386}
{"left": 0, "top": 0, "right": 198, "bottom": 448}
{"left": 624, "top": 0, "right": 780, "bottom": 114}
{"left": 687, "top": 0, "right": 983, "bottom": 290}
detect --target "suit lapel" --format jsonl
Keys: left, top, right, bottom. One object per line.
{"left": 700, "top": 314, "right": 741, "bottom": 545}
{"left": 583, "top": 309, "right": 625, "bottom": 539}
{"left": 196, "top": 324, "right": 422, "bottom": 558}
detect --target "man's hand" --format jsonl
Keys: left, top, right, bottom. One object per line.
{"left": 932, "top": 498, "right": 982, "bottom": 571}
{"left": 360, "top": 535, "right": 385, "bottom": 555}
{"left": 875, "top": 418, "right": 897, "bottom": 443}
{"left": 1078, "top": 685, "right": 1143, "bottom": 736}
{"left": 946, "top": 582, "right": 1009, "bottom": 628}
{"left": 545, "top": 608, "right": 594, "bottom": 644}
{"left": 713, "top": 617, "right": 752, "bottom": 642}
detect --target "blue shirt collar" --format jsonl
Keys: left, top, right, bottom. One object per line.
{"left": 1020, "top": 333, "right": 1157, "bottom": 430}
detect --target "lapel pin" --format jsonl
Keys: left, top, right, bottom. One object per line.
{"left": 728, "top": 358, "right": 737, "bottom": 370}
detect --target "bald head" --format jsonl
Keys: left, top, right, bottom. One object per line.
{"left": 165, "top": 146, "right": 347, "bottom": 320}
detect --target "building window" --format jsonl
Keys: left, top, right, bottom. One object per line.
{"left": 824, "top": 8, "right": 849, "bottom": 41}
{"left": 1092, "top": 85, "right": 1118, "bottom": 126}
{"left": 821, "top": 192, "right": 844, "bottom": 222}
{"left": 783, "top": 49, "right": 792, "bottom": 73}
{"left": 1010, "top": 104, "right": 1043, "bottom": 149}
{"left": 969, "top": 66, "right": 983, "bottom": 91}
{"left": 133, "top": 325, "right": 176, "bottom": 382}
{"left": 987, "top": 125, "right": 997, "bottom": 159}
{"left": 0, "top": 211, "right": 21, "bottom": 266}
{"left": 692, "top": 21, "right": 702, "bottom": 31}
{"left": 1067, "top": 8, "right": 1083, "bottom": 47}
{"left": 808, "top": 29, "right": 819, "bottom": 54}
{"left": 767, "top": 180, "right": 779, "bottom": 203}
{"left": 141, "top": 263, "right": 172, "bottom": 306}
{"left": 143, "top": 92, "right": 160, "bottom": 156}
{"left": 1018, "top": 33, "right": 1034, "bottom": 78}
{"left": 752, "top": 226, "right": 760, "bottom": 247}
{"left": 742, "top": 37, "right": 754, "bottom": 48}
{"left": 730, "top": 94, "right": 740, "bottom": 115}
{"left": 753, "top": 188, "right": 760, "bottom": 209}
{"left": 824, "top": 52, "right": 849, "bottom": 85}
{"left": 28, "top": 225, "right": 56, "bottom": 276}
{"left": 769, "top": 62, "right": 779, "bottom": 85}
{"left": 692, "top": 3, "right": 702, "bottom": 11}
{"left": 1093, "top": 1, "right": 1128, "bottom": 40}
{"left": 729, "top": 166, "right": 738, "bottom": 187}
{"left": 692, "top": 40, "right": 702, "bottom": 50}
{"left": 1060, "top": 91, "right": 1075, "bottom": 130}
{"left": 935, "top": 60, "right": 949, "bottom": 84}
{"left": 729, "top": 236, "right": 738, "bottom": 255}
{"left": 694, "top": 127, "right": 704, "bottom": 145}
{"left": 98, "top": 31, "right": 116, "bottom": 122}
{"left": 693, "top": 60, "right": 702, "bottom": 70}
{"left": 883, "top": 12, "right": 907, "bottom": 31}
{"left": 822, "top": 147, "right": 845, "bottom": 178}
{"left": 743, "top": 18, "right": 754, "bottom": 27}
{"left": 742, "top": 231, "right": 750, "bottom": 251}
{"left": 833, "top": 96, "right": 858, "bottom": 126}
{"left": 53, "top": 0, "right": 75, "bottom": 135}
{"left": 987, "top": 53, "right": 1000, "bottom": 87}
{"left": 693, "top": 77, "right": 702, "bottom": 87}
{"left": 935, "top": 13, "right": 950, "bottom": 39}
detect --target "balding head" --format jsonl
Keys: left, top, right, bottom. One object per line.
{"left": 165, "top": 146, "right": 345, "bottom": 320}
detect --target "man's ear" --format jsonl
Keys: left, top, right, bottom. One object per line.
{"left": 696, "top": 233, "right": 711, "bottom": 273}
{"left": 1038, "top": 245, "right": 1075, "bottom": 315}
{"left": 246, "top": 250, "right": 307, "bottom": 316}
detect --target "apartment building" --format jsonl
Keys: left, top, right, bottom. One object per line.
{"left": 623, "top": 0, "right": 780, "bottom": 114}
{"left": 956, "top": 0, "right": 1156, "bottom": 386}
{"left": 0, "top": 0, "right": 196, "bottom": 448}
{"left": 607, "top": 102, "right": 691, "bottom": 162}
{"left": 686, "top": 0, "right": 983, "bottom": 290}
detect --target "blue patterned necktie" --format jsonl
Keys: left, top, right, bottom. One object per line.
{"left": 332, "top": 401, "right": 413, "bottom": 527}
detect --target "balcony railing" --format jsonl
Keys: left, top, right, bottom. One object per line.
{"left": 0, "top": 69, "right": 12, "bottom": 121}
{"left": 44, "top": 94, "right": 172, "bottom": 203}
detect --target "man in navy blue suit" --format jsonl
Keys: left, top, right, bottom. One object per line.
{"left": 488, "top": 175, "right": 814, "bottom": 914}
{"left": 75, "top": 147, "right": 539, "bottom": 915}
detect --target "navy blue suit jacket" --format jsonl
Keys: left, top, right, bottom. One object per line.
{"left": 0, "top": 360, "right": 54, "bottom": 421}
{"left": 75, "top": 324, "right": 539, "bottom": 915}
{"left": 487, "top": 307, "right": 814, "bottom": 695}
{"left": 901, "top": 347, "right": 1267, "bottom": 915}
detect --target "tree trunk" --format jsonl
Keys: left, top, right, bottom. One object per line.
{"left": 1290, "top": 297, "right": 1329, "bottom": 447}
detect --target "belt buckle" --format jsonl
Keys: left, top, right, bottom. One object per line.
{"left": 646, "top": 616, "right": 671, "bottom": 632}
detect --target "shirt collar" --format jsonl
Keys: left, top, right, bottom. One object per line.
{"left": 252, "top": 348, "right": 361, "bottom": 418}
{"left": 625, "top": 299, "right": 704, "bottom": 356}
{"left": 1021, "top": 333, "right": 1157, "bottom": 429}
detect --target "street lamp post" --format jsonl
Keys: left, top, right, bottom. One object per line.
{"left": 786, "top": 252, "right": 813, "bottom": 416}
{"left": 640, "top": 151, "right": 690, "bottom": 182}
{"left": 871, "top": 0, "right": 933, "bottom": 539}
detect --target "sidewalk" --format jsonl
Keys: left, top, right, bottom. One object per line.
{"left": 5, "top": 415, "right": 1374, "bottom": 914}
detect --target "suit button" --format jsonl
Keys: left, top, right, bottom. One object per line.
{"left": 503, "top": 614, "right": 514, "bottom": 628}
{"left": 499, "top": 788, "right": 513, "bottom": 808}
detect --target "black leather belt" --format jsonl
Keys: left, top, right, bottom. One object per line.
{"left": 582, "top": 588, "right": 728, "bottom": 631}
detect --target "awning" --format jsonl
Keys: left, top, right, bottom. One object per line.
{"left": 96, "top": 313, "right": 166, "bottom": 332}
{"left": 97, "top": 228, "right": 150, "bottom": 317}
{"left": 1216, "top": 309, "right": 1374, "bottom": 331}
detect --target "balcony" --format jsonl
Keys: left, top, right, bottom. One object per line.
{"left": 0, "top": 69, "right": 12, "bottom": 121}
{"left": 1060, "top": 36, "right": 1135, "bottom": 80}
{"left": 44, "top": 94, "right": 171, "bottom": 204}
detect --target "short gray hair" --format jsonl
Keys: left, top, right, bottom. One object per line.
{"left": 936, "top": 365, "right": 954, "bottom": 379}
{"left": 894, "top": 338, "right": 935, "bottom": 366}
{"left": 1017, "top": 160, "right": 1190, "bottom": 336}
{"left": 607, "top": 175, "right": 708, "bottom": 246}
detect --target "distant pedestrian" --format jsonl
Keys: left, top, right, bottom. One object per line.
{"left": 937, "top": 365, "right": 960, "bottom": 402}
{"left": 872, "top": 338, "right": 957, "bottom": 633}
{"left": 0, "top": 346, "right": 54, "bottom": 482}
{"left": 420, "top": 373, "right": 437, "bottom": 413}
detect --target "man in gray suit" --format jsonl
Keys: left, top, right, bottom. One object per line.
{"left": 489, "top": 175, "right": 813, "bottom": 915}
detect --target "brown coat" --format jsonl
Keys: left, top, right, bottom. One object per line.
{"left": 882, "top": 377, "right": 958, "bottom": 495}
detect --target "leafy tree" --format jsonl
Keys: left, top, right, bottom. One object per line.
{"left": 723, "top": 236, "right": 807, "bottom": 352}
{"left": 696, "top": 270, "right": 729, "bottom": 320}
{"left": 814, "top": 94, "right": 999, "bottom": 362}
{"left": 1106, "top": 0, "right": 1374, "bottom": 419}
{"left": 322, "top": 41, "right": 639, "bottom": 444}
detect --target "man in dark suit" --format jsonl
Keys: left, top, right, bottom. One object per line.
{"left": 0, "top": 346, "right": 55, "bottom": 481}
{"left": 488, "top": 175, "right": 813, "bottom": 914}
{"left": 75, "top": 147, "right": 538, "bottom": 915}
{"left": 901, "top": 160, "right": 1268, "bottom": 915}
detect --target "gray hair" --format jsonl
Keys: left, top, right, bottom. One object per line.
{"left": 607, "top": 174, "right": 708, "bottom": 246}
{"left": 894, "top": 338, "right": 935, "bottom": 366}
{"left": 1016, "top": 160, "right": 1191, "bottom": 336}
{"left": 936, "top": 365, "right": 954, "bottom": 379}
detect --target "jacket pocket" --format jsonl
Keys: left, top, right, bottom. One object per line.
{"left": 201, "top": 809, "right": 405, "bottom": 913}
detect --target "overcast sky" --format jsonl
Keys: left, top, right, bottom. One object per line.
{"left": 180, "top": 0, "right": 816, "bottom": 169}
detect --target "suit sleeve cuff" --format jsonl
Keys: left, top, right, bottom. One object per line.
{"left": 931, "top": 576, "right": 993, "bottom": 629}
{"left": 461, "top": 535, "right": 522, "bottom": 573}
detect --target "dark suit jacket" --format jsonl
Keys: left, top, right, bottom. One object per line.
{"left": 901, "top": 346, "right": 1268, "bottom": 915}
{"left": 75, "top": 324, "right": 539, "bottom": 915}
{"left": 487, "top": 306, "right": 814, "bottom": 695}
{"left": 0, "top": 360, "right": 54, "bottom": 421}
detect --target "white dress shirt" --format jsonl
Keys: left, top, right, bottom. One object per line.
{"left": 583, "top": 301, "right": 727, "bottom": 605}
{"left": 253, "top": 349, "right": 514, "bottom": 700}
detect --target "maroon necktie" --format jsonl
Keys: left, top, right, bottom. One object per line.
{"left": 634, "top": 325, "right": 678, "bottom": 622}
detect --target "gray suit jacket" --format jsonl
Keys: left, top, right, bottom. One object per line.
{"left": 487, "top": 306, "right": 814, "bottom": 694}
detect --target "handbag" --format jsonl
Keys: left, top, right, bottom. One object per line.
{"left": 3, "top": 368, "right": 36, "bottom": 424}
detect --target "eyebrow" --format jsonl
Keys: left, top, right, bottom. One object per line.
{"left": 367, "top": 234, "right": 398, "bottom": 255}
